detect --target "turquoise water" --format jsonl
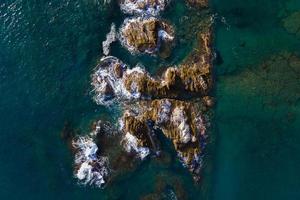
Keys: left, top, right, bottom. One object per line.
{"left": 0, "top": 0, "right": 299, "bottom": 199}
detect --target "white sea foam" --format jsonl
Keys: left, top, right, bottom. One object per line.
{"left": 122, "top": 132, "right": 150, "bottom": 160}
{"left": 91, "top": 56, "right": 132, "bottom": 105}
{"left": 158, "top": 29, "right": 174, "bottom": 41}
{"left": 72, "top": 133, "right": 109, "bottom": 188}
{"left": 102, "top": 23, "right": 117, "bottom": 56}
{"left": 120, "top": 0, "right": 170, "bottom": 16}
{"left": 92, "top": 56, "right": 153, "bottom": 105}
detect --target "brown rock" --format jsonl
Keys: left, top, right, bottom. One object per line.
{"left": 202, "top": 96, "right": 214, "bottom": 107}
{"left": 120, "top": 17, "right": 174, "bottom": 56}
{"left": 120, "top": 99, "right": 208, "bottom": 179}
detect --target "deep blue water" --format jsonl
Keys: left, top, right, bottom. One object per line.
{"left": 0, "top": 0, "right": 299, "bottom": 199}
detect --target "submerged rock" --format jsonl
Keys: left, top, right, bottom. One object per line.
{"left": 120, "top": 17, "right": 174, "bottom": 56}
{"left": 120, "top": 0, "right": 170, "bottom": 16}
{"left": 282, "top": 11, "right": 300, "bottom": 38}
{"left": 186, "top": 0, "right": 208, "bottom": 8}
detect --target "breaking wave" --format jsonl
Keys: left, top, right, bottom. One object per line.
{"left": 91, "top": 56, "right": 152, "bottom": 106}
{"left": 72, "top": 133, "right": 110, "bottom": 188}
{"left": 120, "top": 0, "right": 170, "bottom": 16}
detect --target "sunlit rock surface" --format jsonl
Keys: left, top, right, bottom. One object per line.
{"left": 71, "top": 0, "right": 213, "bottom": 187}
{"left": 92, "top": 31, "right": 212, "bottom": 105}
{"left": 119, "top": 99, "right": 210, "bottom": 180}
{"left": 120, "top": 17, "right": 174, "bottom": 56}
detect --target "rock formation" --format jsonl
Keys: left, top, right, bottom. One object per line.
{"left": 120, "top": 17, "right": 174, "bottom": 55}
{"left": 119, "top": 98, "right": 210, "bottom": 181}
{"left": 71, "top": 0, "right": 214, "bottom": 187}
{"left": 92, "top": 30, "right": 212, "bottom": 104}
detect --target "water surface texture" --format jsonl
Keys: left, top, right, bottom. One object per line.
{"left": 0, "top": 0, "right": 299, "bottom": 199}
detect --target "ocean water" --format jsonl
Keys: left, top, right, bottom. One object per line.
{"left": 0, "top": 0, "right": 299, "bottom": 199}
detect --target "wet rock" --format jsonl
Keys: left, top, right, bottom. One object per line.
{"left": 202, "top": 96, "right": 214, "bottom": 107}
{"left": 91, "top": 56, "right": 129, "bottom": 105}
{"left": 120, "top": 17, "right": 174, "bottom": 56}
{"left": 93, "top": 30, "right": 213, "bottom": 106}
{"left": 120, "top": 99, "right": 208, "bottom": 179}
{"left": 61, "top": 121, "right": 75, "bottom": 142}
{"left": 71, "top": 120, "right": 140, "bottom": 188}
{"left": 72, "top": 132, "right": 110, "bottom": 188}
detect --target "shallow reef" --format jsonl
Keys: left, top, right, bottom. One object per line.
{"left": 282, "top": 11, "right": 300, "bottom": 38}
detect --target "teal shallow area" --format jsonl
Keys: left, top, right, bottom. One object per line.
{"left": 0, "top": 0, "right": 299, "bottom": 199}
{"left": 213, "top": 0, "right": 300, "bottom": 199}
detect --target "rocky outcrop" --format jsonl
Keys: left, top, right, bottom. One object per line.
{"left": 120, "top": 99, "right": 209, "bottom": 180}
{"left": 72, "top": 127, "right": 110, "bottom": 188}
{"left": 120, "top": 0, "right": 170, "bottom": 16}
{"left": 71, "top": 120, "right": 143, "bottom": 188}
{"left": 120, "top": 17, "right": 174, "bottom": 55}
{"left": 71, "top": 0, "right": 213, "bottom": 187}
{"left": 90, "top": 27, "right": 213, "bottom": 181}
{"left": 92, "top": 31, "right": 212, "bottom": 105}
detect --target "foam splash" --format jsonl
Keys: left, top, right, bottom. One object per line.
{"left": 91, "top": 56, "right": 152, "bottom": 105}
{"left": 102, "top": 23, "right": 117, "bottom": 56}
{"left": 122, "top": 132, "right": 150, "bottom": 160}
{"left": 72, "top": 134, "right": 110, "bottom": 188}
{"left": 120, "top": 0, "right": 170, "bottom": 16}
{"left": 91, "top": 56, "right": 131, "bottom": 105}
{"left": 119, "top": 112, "right": 151, "bottom": 160}
{"left": 158, "top": 29, "right": 174, "bottom": 41}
